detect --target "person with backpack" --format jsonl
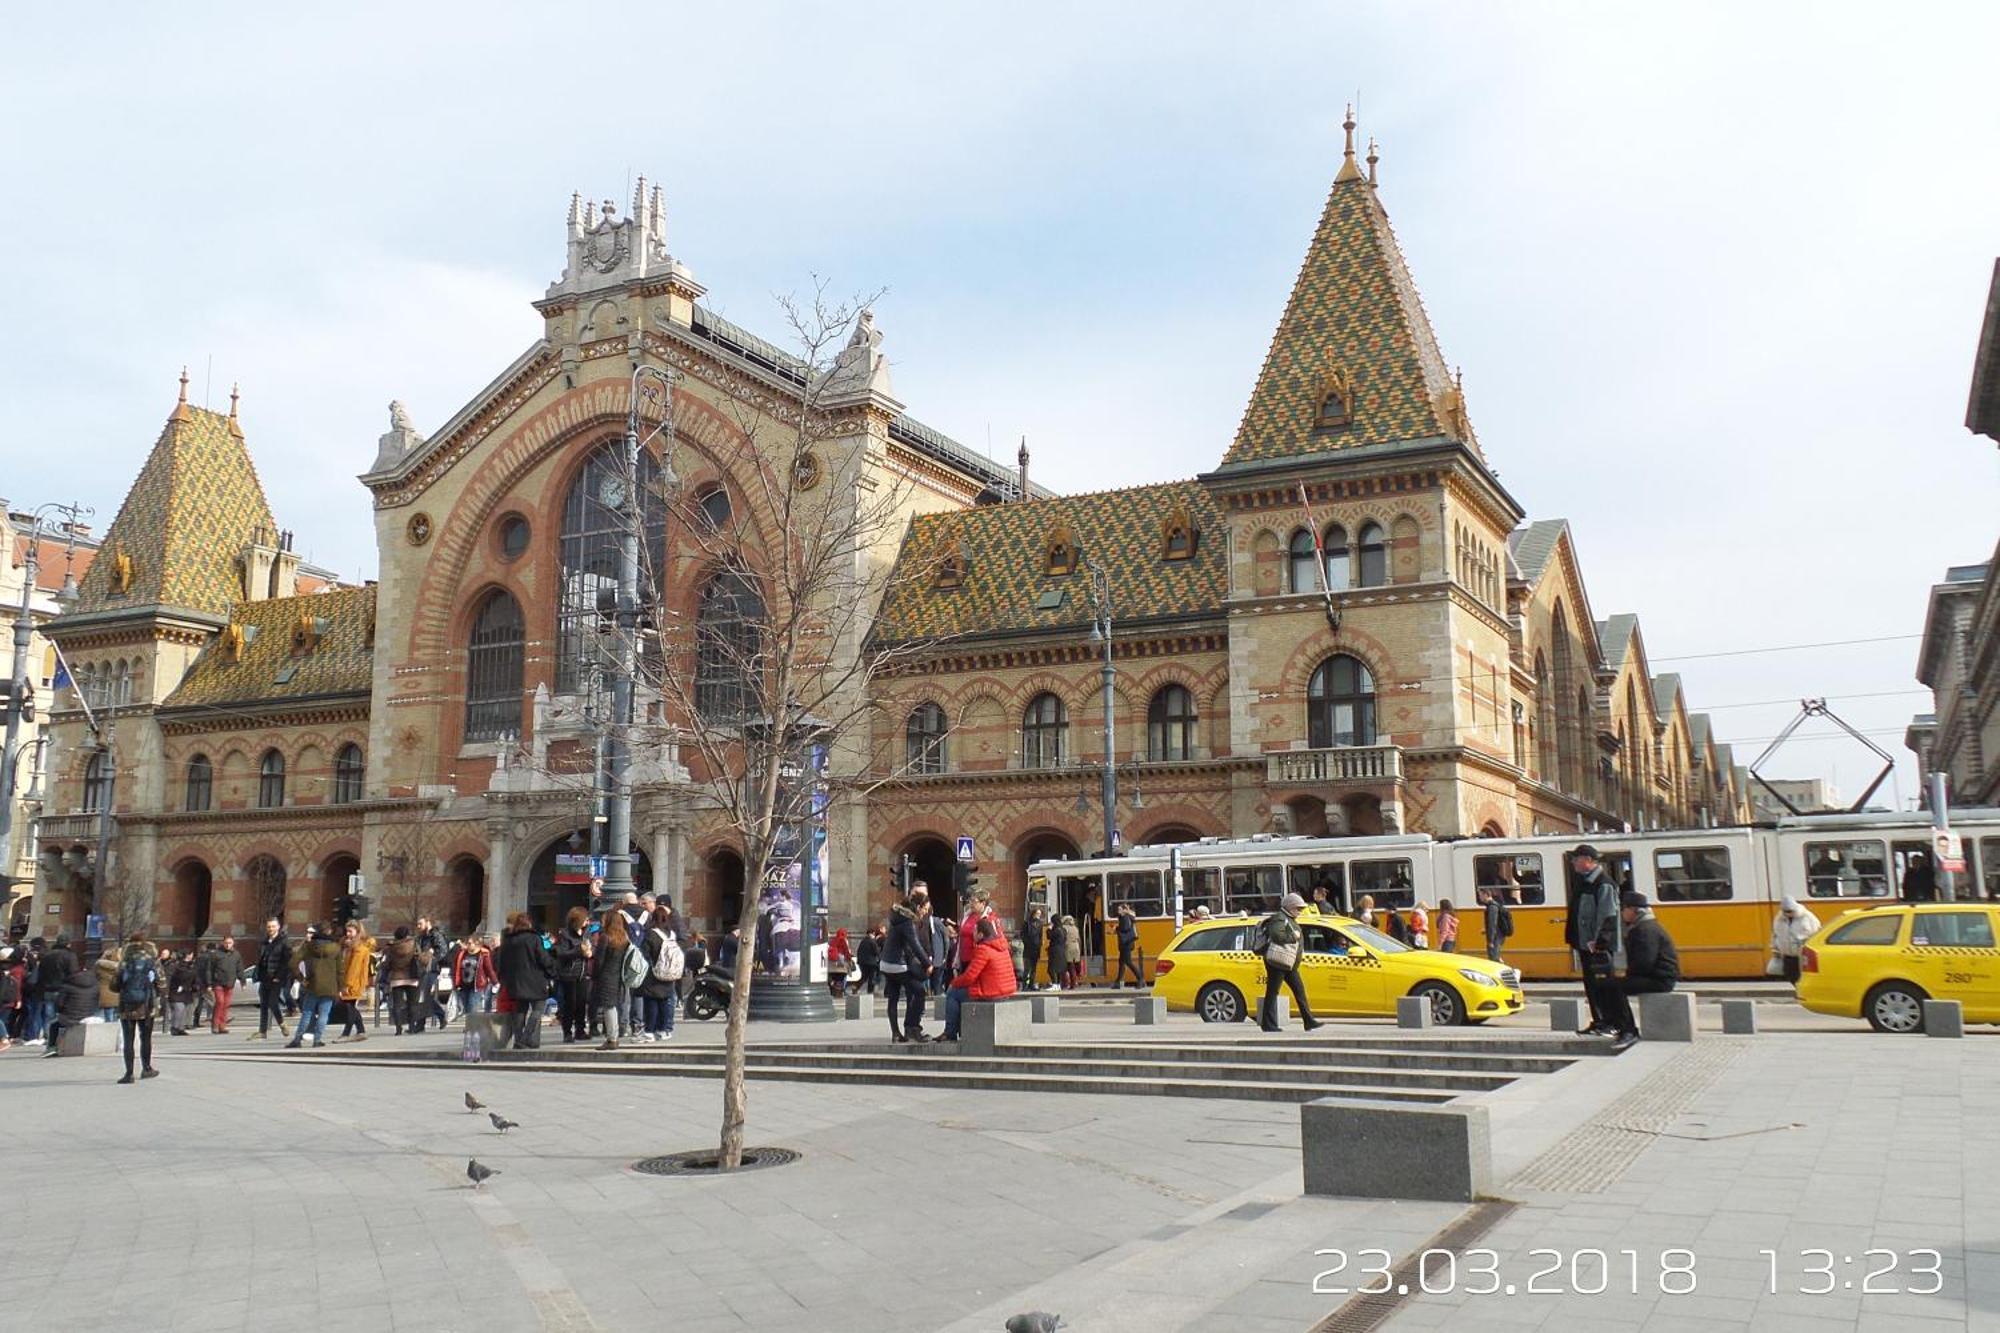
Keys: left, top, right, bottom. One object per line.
{"left": 414, "top": 916, "right": 449, "bottom": 1031}
{"left": 382, "top": 926, "right": 426, "bottom": 1035}
{"left": 495, "top": 913, "right": 556, "bottom": 1050}
{"left": 588, "top": 911, "right": 636, "bottom": 1051}
{"left": 252, "top": 919, "right": 293, "bottom": 1041}
{"left": 115, "top": 932, "right": 162, "bottom": 1082}
{"left": 286, "top": 925, "right": 343, "bottom": 1049}
{"left": 1479, "top": 887, "right": 1514, "bottom": 962}
{"left": 1113, "top": 903, "right": 1142, "bottom": 988}
{"left": 95, "top": 944, "right": 125, "bottom": 1022}
{"left": 1257, "top": 893, "right": 1322, "bottom": 1033}
{"left": 637, "top": 905, "right": 683, "bottom": 1042}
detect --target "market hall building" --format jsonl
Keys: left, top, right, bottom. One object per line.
{"left": 25, "top": 124, "right": 1750, "bottom": 948}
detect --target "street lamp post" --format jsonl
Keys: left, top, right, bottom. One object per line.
{"left": 600, "top": 365, "right": 679, "bottom": 904}
{"left": 1, "top": 501, "right": 88, "bottom": 890}
{"left": 1087, "top": 565, "right": 1117, "bottom": 857}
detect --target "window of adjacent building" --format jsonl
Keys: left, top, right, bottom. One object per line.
{"left": 905, "top": 701, "right": 948, "bottom": 774}
{"left": 695, "top": 486, "right": 733, "bottom": 531}
{"left": 1021, "top": 692, "right": 1067, "bottom": 769}
{"left": 1288, "top": 529, "right": 1320, "bottom": 593}
{"left": 1909, "top": 910, "right": 1996, "bottom": 949}
{"left": 82, "top": 750, "right": 108, "bottom": 813}
{"left": 497, "top": 513, "right": 531, "bottom": 562}
{"left": 465, "top": 589, "right": 525, "bottom": 743}
{"left": 257, "top": 749, "right": 286, "bottom": 809}
{"left": 1356, "top": 522, "right": 1388, "bottom": 587}
{"left": 694, "top": 570, "right": 765, "bottom": 723}
{"left": 1474, "top": 853, "right": 1547, "bottom": 906}
{"left": 1307, "top": 654, "right": 1376, "bottom": 748}
{"left": 184, "top": 754, "right": 212, "bottom": 813}
{"left": 1147, "top": 684, "right": 1197, "bottom": 761}
{"left": 558, "top": 442, "right": 667, "bottom": 694}
{"left": 1654, "top": 846, "right": 1733, "bottom": 901}
{"left": 1106, "top": 869, "right": 1164, "bottom": 917}
{"left": 1351, "top": 858, "right": 1416, "bottom": 908}
{"left": 1825, "top": 914, "right": 1902, "bottom": 946}
{"left": 332, "top": 743, "right": 364, "bottom": 805}
{"left": 1803, "top": 839, "right": 1889, "bottom": 898}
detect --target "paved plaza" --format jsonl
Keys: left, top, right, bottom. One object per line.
{"left": 0, "top": 1004, "right": 1990, "bottom": 1332}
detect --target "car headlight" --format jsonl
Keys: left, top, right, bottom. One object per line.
{"left": 1458, "top": 968, "right": 1501, "bottom": 987}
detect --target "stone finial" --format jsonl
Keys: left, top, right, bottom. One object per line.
{"left": 178, "top": 366, "right": 189, "bottom": 403}
{"left": 822, "top": 307, "right": 901, "bottom": 411}
{"left": 371, "top": 399, "right": 428, "bottom": 474}
{"left": 1335, "top": 104, "right": 1364, "bottom": 183}
{"left": 1366, "top": 136, "right": 1379, "bottom": 186}
{"left": 545, "top": 176, "right": 698, "bottom": 303}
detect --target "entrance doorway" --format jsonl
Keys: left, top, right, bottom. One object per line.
{"left": 164, "top": 859, "right": 213, "bottom": 942}
{"left": 706, "top": 847, "right": 746, "bottom": 932}
{"left": 898, "top": 836, "right": 957, "bottom": 917}
{"left": 319, "top": 855, "right": 359, "bottom": 928}
{"left": 444, "top": 856, "right": 486, "bottom": 935}
{"left": 529, "top": 833, "right": 649, "bottom": 931}
{"left": 1015, "top": 830, "right": 1087, "bottom": 951}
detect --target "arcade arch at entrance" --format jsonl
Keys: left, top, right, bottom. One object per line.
{"left": 318, "top": 855, "right": 359, "bottom": 929}
{"left": 704, "top": 847, "right": 746, "bottom": 932}
{"left": 896, "top": 835, "right": 957, "bottom": 919}
{"left": 444, "top": 856, "right": 486, "bottom": 935}
{"left": 527, "top": 832, "right": 648, "bottom": 930}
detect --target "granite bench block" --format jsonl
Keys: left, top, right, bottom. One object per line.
{"left": 1302, "top": 1098, "right": 1491, "bottom": 1202}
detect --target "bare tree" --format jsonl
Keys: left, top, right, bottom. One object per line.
{"left": 599, "top": 282, "right": 945, "bottom": 1169}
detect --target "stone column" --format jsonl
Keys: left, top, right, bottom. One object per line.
{"left": 484, "top": 816, "right": 519, "bottom": 925}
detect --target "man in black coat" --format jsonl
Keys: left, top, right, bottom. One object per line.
{"left": 36, "top": 936, "right": 78, "bottom": 1041}
{"left": 1564, "top": 846, "right": 1623, "bottom": 1038}
{"left": 495, "top": 919, "right": 556, "bottom": 1050}
{"left": 1609, "top": 891, "right": 1679, "bottom": 1049}
{"left": 253, "top": 919, "right": 293, "bottom": 1040}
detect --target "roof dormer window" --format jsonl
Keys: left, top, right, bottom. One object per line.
{"left": 1044, "top": 525, "right": 1078, "bottom": 578}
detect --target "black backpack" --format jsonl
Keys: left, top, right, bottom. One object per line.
{"left": 0, "top": 969, "right": 18, "bottom": 1007}
{"left": 1497, "top": 903, "right": 1516, "bottom": 940}
{"left": 119, "top": 956, "right": 159, "bottom": 1007}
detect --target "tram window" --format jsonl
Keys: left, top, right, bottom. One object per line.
{"left": 1107, "top": 869, "right": 1164, "bottom": 918}
{"left": 1351, "top": 858, "right": 1415, "bottom": 909}
{"left": 1176, "top": 866, "right": 1222, "bottom": 918}
{"left": 1301, "top": 925, "right": 1356, "bottom": 956}
{"left": 1176, "top": 924, "right": 1251, "bottom": 952}
{"left": 1825, "top": 914, "right": 1902, "bottom": 946}
{"left": 1223, "top": 864, "right": 1284, "bottom": 915}
{"left": 1982, "top": 839, "right": 2000, "bottom": 900}
{"left": 1289, "top": 863, "right": 1346, "bottom": 911}
{"left": 1654, "top": 847, "right": 1732, "bottom": 901}
{"left": 1910, "top": 911, "right": 1995, "bottom": 949}
{"left": 1474, "top": 853, "right": 1546, "bottom": 906}
{"left": 1803, "top": 840, "right": 1889, "bottom": 898}
{"left": 1891, "top": 841, "right": 1935, "bottom": 900}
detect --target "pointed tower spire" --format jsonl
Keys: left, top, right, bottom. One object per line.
{"left": 1017, "top": 435, "right": 1030, "bottom": 500}
{"left": 1366, "top": 136, "right": 1379, "bottom": 186}
{"left": 177, "top": 366, "right": 189, "bottom": 404}
{"left": 173, "top": 366, "right": 192, "bottom": 422}
{"left": 1335, "top": 104, "right": 1364, "bottom": 183}
{"left": 227, "top": 382, "right": 243, "bottom": 436}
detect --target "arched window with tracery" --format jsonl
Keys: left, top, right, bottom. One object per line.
{"left": 1322, "top": 524, "right": 1351, "bottom": 591}
{"left": 465, "top": 590, "right": 525, "bottom": 743}
{"left": 332, "top": 743, "right": 365, "bottom": 804}
{"left": 906, "top": 702, "right": 948, "bottom": 774}
{"left": 695, "top": 569, "right": 765, "bottom": 723}
{"left": 1288, "top": 529, "right": 1320, "bottom": 593}
{"left": 257, "top": 749, "right": 286, "bottom": 809}
{"left": 1147, "top": 684, "right": 1197, "bottom": 761}
{"left": 185, "top": 754, "right": 213, "bottom": 813}
{"left": 1356, "top": 522, "right": 1388, "bottom": 587}
{"left": 558, "top": 442, "right": 668, "bottom": 694}
{"left": 1021, "top": 693, "right": 1067, "bottom": 769}
{"left": 1307, "top": 655, "right": 1376, "bottom": 748}
{"left": 82, "top": 751, "right": 109, "bottom": 813}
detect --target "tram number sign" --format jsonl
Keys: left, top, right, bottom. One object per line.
{"left": 1934, "top": 829, "right": 1966, "bottom": 875}
{"left": 955, "top": 836, "right": 976, "bottom": 864}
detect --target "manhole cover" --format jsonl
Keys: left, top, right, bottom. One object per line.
{"left": 632, "top": 1147, "right": 800, "bottom": 1176}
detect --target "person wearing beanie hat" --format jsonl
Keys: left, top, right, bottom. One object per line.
{"left": 1606, "top": 890, "right": 1679, "bottom": 1049}
{"left": 1256, "top": 893, "right": 1321, "bottom": 1033}
{"left": 1565, "top": 845, "right": 1624, "bottom": 1037}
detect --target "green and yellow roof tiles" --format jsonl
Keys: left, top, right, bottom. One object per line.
{"left": 164, "top": 585, "right": 376, "bottom": 709}
{"left": 1222, "top": 173, "right": 1468, "bottom": 467}
{"left": 874, "top": 480, "right": 1225, "bottom": 645}
{"left": 73, "top": 403, "right": 277, "bottom": 619}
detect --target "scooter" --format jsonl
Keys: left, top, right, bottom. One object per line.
{"left": 684, "top": 965, "right": 732, "bottom": 1021}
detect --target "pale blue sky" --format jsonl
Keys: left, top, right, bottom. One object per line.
{"left": 4, "top": 2, "right": 1997, "bottom": 799}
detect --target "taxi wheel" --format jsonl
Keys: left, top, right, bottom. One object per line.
{"left": 1411, "top": 981, "right": 1466, "bottom": 1027}
{"left": 1863, "top": 981, "right": 1927, "bottom": 1034}
{"left": 1196, "top": 982, "right": 1247, "bottom": 1024}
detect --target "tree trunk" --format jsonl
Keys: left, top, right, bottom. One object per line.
{"left": 717, "top": 830, "right": 769, "bottom": 1170}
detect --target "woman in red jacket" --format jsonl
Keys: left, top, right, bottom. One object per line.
{"left": 942, "top": 918, "right": 1016, "bottom": 1043}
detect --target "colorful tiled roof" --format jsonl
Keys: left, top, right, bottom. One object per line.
{"left": 72, "top": 393, "right": 277, "bottom": 620}
{"left": 164, "top": 586, "right": 375, "bottom": 709}
{"left": 872, "top": 482, "right": 1225, "bottom": 644}
{"left": 1221, "top": 135, "right": 1472, "bottom": 468}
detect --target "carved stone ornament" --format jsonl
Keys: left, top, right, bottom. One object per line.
{"left": 406, "top": 512, "right": 433, "bottom": 546}
{"left": 109, "top": 548, "right": 134, "bottom": 593}
{"left": 792, "top": 450, "right": 823, "bottom": 492}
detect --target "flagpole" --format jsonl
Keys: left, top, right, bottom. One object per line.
{"left": 1295, "top": 483, "right": 1341, "bottom": 633}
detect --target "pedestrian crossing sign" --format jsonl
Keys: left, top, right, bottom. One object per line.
{"left": 956, "top": 836, "right": 976, "bottom": 863}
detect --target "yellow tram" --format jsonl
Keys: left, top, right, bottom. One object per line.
{"left": 1026, "top": 810, "right": 2000, "bottom": 983}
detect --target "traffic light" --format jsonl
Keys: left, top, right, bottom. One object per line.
{"left": 352, "top": 894, "right": 372, "bottom": 920}
{"left": 952, "top": 861, "right": 979, "bottom": 902}
{"left": 334, "top": 893, "right": 355, "bottom": 925}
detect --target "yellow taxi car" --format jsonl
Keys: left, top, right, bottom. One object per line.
{"left": 1150, "top": 910, "right": 1524, "bottom": 1026}
{"left": 1795, "top": 902, "right": 2000, "bottom": 1033}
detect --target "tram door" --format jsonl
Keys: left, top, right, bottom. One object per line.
{"left": 1056, "top": 872, "right": 1105, "bottom": 978}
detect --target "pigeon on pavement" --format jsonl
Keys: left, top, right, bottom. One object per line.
{"left": 464, "top": 1092, "right": 485, "bottom": 1113}
{"left": 488, "top": 1112, "right": 518, "bottom": 1134}
{"left": 466, "top": 1159, "right": 499, "bottom": 1189}
{"left": 1005, "top": 1315, "right": 1063, "bottom": 1333}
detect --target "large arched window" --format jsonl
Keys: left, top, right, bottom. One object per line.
{"left": 332, "top": 743, "right": 364, "bottom": 804}
{"left": 1147, "top": 685, "right": 1197, "bottom": 761}
{"left": 465, "top": 590, "right": 525, "bottom": 742}
{"left": 1356, "top": 522, "right": 1388, "bottom": 587}
{"left": 695, "top": 570, "right": 765, "bottom": 723}
{"left": 558, "top": 441, "right": 668, "bottom": 694}
{"left": 1322, "top": 524, "right": 1351, "bottom": 591}
{"left": 1307, "top": 655, "right": 1376, "bottom": 748}
{"left": 257, "top": 749, "right": 286, "bottom": 809}
{"left": 184, "top": 754, "right": 213, "bottom": 813}
{"left": 1287, "top": 529, "right": 1320, "bottom": 594}
{"left": 906, "top": 702, "right": 948, "bottom": 774}
{"left": 1022, "top": 693, "right": 1067, "bottom": 769}
{"left": 82, "top": 751, "right": 109, "bottom": 813}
